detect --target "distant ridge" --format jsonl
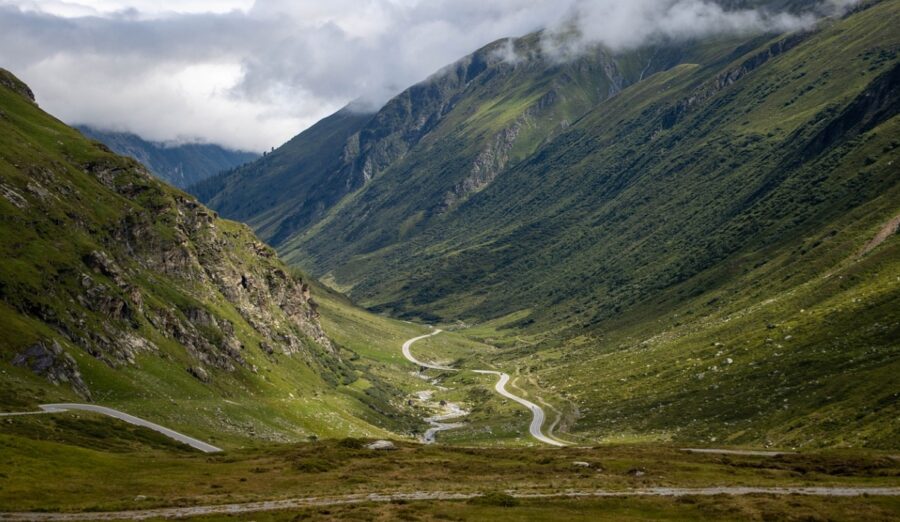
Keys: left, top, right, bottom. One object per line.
{"left": 76, "top": 125, "right": 258, "bottom": 189}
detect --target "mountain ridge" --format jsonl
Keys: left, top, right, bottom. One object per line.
{"left": 0, "top": 69, "right": 412, "bottom": 443}
{"left": 77, "top": 125, "right": 257, "bottom": 189}
{"left": 192, "top": 0, "right": 898, "bottom": 448}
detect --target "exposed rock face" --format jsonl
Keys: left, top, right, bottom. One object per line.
{"left": 94, "top": 161, "right": 334, "bottom": 362}
{"left": 188, "top": 366, "right": 210, "bottom": 383}
{"left": 366, "top": 440, "right": 397, "bottom": 450}
{"left": 0, "top": 69, "right": 35, "bottom": 103}
{"left": 338, "top": 51, "right": 496, "bottom": 189}
{"left": 442, "top": 87, "right": 565, "bottom": 210}
{"left": 659, "top": 31, "right": 812, "bottom": 131}
{"left": 9, "top": 161, "right": 333, "bottom": 394}
{"left": 0, "top": 71, "right": 334, "bottom": 398}
{"left": 12, "top": 340, "right": 91, "bottom": 399}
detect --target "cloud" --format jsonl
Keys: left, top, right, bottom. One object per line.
{"left": 538, "top": 0, "right": 859, "bottom": 58}
{"left": 0, "top": 0, "right": 855, "bottom": 151}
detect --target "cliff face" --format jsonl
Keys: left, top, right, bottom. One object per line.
{"left": 0, "top": 69, "right": 331, "bottom": 401}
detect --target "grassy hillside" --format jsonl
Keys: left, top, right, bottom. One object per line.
{"left": 197, "top": 1, "right": 897, "bottom": 449}
{"left": 292, "top": 2, "right": 898, "bottom": 327}
{"left": 2, "top": 434, "right": 898, "bottom": 518}
{"left": 0, "top": 69, "right": 423, "bottom": 446}
{"left": 198, "top": 31, "right": 723, "bottom": 247}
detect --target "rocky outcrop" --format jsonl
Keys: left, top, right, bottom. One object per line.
{"left": 188, "top": 366, "right": 210, "bottom": 383}
{"left": 0, "top": 132, "right": 332, "bottom": 398}
{"left": 0, "top": 69, "right": 35, "bottom": 103}
{"left": 90, "top": 160, "right": 333, "bottom": 362}
{"left": 798, "top": 61, "right": 900, "bottom": 161}
{"left": 442, "top": 87, "right": 566, "bottom": 210}
{"left": 443, "top": 120, "right": 525, "bottom": 210}
{"left": 337, "top": 50, "right": 503, "bottom": 191}
{"left": 72, "top": 167, "right": 332, "bottom": 383}
{"left": 12, "top": 340, "right": 91, "bottom": 399}
{"left": 659, "top": 31, "right": 813, "bottom": 131}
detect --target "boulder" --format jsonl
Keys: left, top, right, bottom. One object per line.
{"left": 366, "top": 440, "right": 397, "bottom": 451}
{"left": 188, "top": 366, "right": 210, "bottom": 383}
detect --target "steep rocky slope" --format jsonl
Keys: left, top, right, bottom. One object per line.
{"left": 276, "top": 2, "right": 898, "bottom": 327}
{"left": 196, "top": 3, "right": 898, "bottom": 327}
{"left": 76, "top": 125, "right": 257, "bottom": 188}
{"left": 195, "top": 33, "right": 715, "bottom": 246}
{"left": 0, "top": 69, "right": 410, "bottom": 443}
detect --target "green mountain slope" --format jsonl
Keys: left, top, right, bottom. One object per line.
{"left": 197, "top": 1, "right": 897, "bottom": 448}
{"left": 197, "top": 32, "right": 730, "bottom": 246}
{"left": 75, "top": 125, "right": 257, "bottom": 189}
{"left": 0, "top": 69, "right": 416, "bottom": 446}
{"left": 191, "top": 108, "right": 374, "bottom": 244}
{"left": 287, "top": 1, "right": 898, "bottom": 325}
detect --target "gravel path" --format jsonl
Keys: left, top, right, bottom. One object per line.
{"left": 3, "top": 487, "right": 898, "bottom": 521}
{"left": 681, "top": 448, "right": 794, "bottom": 457}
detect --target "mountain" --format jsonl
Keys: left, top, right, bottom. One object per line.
{"left": 76, "top": 125, "right": 257, "bottom": 188}
{"left": 192, "top": 108, "right": 374, "bottom": 243}
{"left": 197, "top": 0, "right": 899, "bottom": 448}
{"left": 194, "top": 33, "right": 719, "bottom": 246}
{"left": 199, "top": 2, "right": 896, "bottom": 323}
{"left": 0, "top": 69, "right": 413, "bottom": 444}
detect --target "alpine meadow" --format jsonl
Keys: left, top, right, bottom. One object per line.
{"left": 1, "top": 1, "right": 898, "bottom": 520}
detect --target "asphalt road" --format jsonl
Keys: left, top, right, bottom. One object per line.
{"left": 471, "top": 370, "right": 565, "bottom": 447}
{"left": 401, "top": 330, "right": 565, "bottom": 447}
{"left": 401, "top": 330, "right": 456, "bottom": 371}
{"left": 37, "top": 404, "right": 222, "bottom": 453}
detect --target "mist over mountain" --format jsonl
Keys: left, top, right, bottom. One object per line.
{"left": 76, "top": 125, "right": 258, "bottom": 188}
{"left": 0, "top": 0, "right": 865, "bottom": 151}
{"left": 200, "top": 0, "right": 899, "bottom": 447}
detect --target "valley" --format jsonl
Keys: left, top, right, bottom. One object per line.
{"left": 196, "top": 0, "right": 900, "bottom": 451}
{"left": 0, "top": 0, "right": 898, "bottom": 520}
{"left": 400, "top": 329, "right": 564, "bottom": 446}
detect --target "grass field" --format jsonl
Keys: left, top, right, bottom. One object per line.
{"left": 1, "top": 421, "right": 898, "bottom": 516}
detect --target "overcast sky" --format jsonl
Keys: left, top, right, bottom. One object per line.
{"left": 0, "top": 0, "right": 854, "bottom": 152}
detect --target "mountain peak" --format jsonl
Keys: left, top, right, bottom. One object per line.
{"left": 0, "top": 68, "right": 35, "bottom": 103}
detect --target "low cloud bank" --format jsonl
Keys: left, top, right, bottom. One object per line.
{"left": 0, "top": 0, "right": 858, "bottom": 151}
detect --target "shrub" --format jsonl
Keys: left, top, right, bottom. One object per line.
{"left": 337, "top": 438, "right": 366, "bottom": 449}
{"left": 293, "top": 458, "right": 333, "bottom": 473}
{"left": 468, "top": 492, "right": 519, "bottom": 507}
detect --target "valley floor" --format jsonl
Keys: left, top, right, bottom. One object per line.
{"left": 400, "top": 330, "right": 565, "bottom": 446}
{"left": 1, "top": 277, "right": 897, "bottom": 520}
{"left": 1, "top": 436, "right": 899, "bottom": 520}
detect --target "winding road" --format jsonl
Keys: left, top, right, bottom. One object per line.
{"left": 402, "top": 330, "right": 565, "bottom": 447}
{"left": 402, "top": 330, "right": 456, "bottom": 371}
{"left": 472, "top": 370, "right": 565, "bottom": 446}
{"left": 0, "top": 404, "right": 221, "bottom": 453}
